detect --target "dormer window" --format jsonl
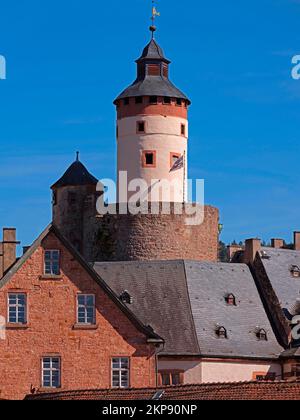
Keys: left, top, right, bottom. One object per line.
{"left": 290, "top": 265, "right": 300, "bottom": 278}
{"left": 120, "top": 291, "right": 133, "bottom": 305}
{"left": 216, "top": 326, "right": 227, "bottom": 339}
{"left": 256, "top": 328, "right": 268, "bottom": 341}
{"left": 260, "top": 250, "right": 270, "bottom": 259}
{"left": 225, "top": 293, "right": 236, "bottom": 306}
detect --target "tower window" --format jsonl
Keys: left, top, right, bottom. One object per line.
{"left": 124, "top": 98, "right": 130, "bottom": 106}
{"left": 149, "top": 96, "right": 158, "bottom": 104}
{"left": 135, "top": 96, "right": 143, "bottom": 104}
{"left": 137, "top": 121, "right": 145, "bottom": 134}
{"left": 148, "top": 64, "right": 160, "bottom": 76}
{"left": 181, "top": 124, "right": 186, "bottom": 136}
{"left": 163, "top": 96, "right": 171, "bottom": 104}
{"left": 52, "top": 191, "right": 57, "bottom": 206}
{"left": 176, "top": 98, "right": 182, "bottom": 106}
{"left": 142, "top": 151, "right": 156, "bottom": 168}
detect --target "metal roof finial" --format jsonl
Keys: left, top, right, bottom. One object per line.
{"left": 150, "top": 0, "right": 160, "bottom": 39}
{"left": 76, "top": 151, "right": 80, "bottom": 162}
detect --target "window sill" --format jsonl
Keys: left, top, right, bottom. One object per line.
{"left": 39, "top": 275, "right": 62, "bottom": 281}
{"left": 72, "top": 324, "right": 98, "bottom": 330}
{"left": 6, "top": 323, "right": 29, "bottom": 330}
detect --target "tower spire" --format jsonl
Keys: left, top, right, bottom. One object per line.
{"left": 150, "top": 0, "right": 160, "bottom": 39}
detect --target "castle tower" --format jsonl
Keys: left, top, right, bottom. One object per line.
{"left": 114, "top": 33, "right": 191, "bottom": 203}
{"left": 51, "top": 154, "right": 99, "bottom": 256}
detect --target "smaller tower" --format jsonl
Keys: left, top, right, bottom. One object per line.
{"left": 51, "top": 154, "right": 99, "bottom": 255}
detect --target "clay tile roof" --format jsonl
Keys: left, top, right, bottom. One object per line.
{"left": 25, "top": 380, "right": 300, "bottom": 400}
{"left": 51, "top": 160, "right": 98, "bottom": 189}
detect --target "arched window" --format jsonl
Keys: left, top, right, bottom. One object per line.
{"left": 216, "top": 326, "right": 227, "bottom": 339}
{"left": 256, "top": 328, "right": 268, "bottom": 341}
{"left": 225, "top": 293, "right": 236, "bottom": 306}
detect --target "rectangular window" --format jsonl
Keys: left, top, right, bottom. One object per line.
{"left": 44, "top": 250, "right": 60, "bottom": 275}
{"left": 112, "top": 357, "right": 130, "bottom": 388}
{"left": 181, "top": 124, "right": 186, "bottom": 136}
{"left": 176, "top": 98, "right": 182, "bottom": 106}
{"left": 8, "top": 293, "right": 27, "bottom": 324}
{"left": 170, "top": 153, "right": 181, "bottom": 169}
{"left": 159, "top": 371, "right": 183, "bottom": 386}
{"left": 163, "top": 96, "right": 171, "bottom": 104}
{"left": 77, "top": 294, "right": 95, "bottom": 325}
{"left": 42, "top": 357, "right": 61, "bottom": 388}
{"left": 124, "top": 98, "right": 130, "bottom": 105}
{"left": 137, "top": 121, "right": 145, "bottom": 133}
{"left": 142, "top": 151, "right": 156, "bottom": 168}
{"left": 135, "top": 96, "right": 143, "bottom": 104}
{"left": 149, "top": 96, "right": 158, "bottom": 104}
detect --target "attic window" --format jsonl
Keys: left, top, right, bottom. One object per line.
{"left": 225, "top": 294, "right": 236, "bottom": 306}
{"left": 216, "top": 326, "right": 227, "bottom": 339}
{"left": 256, "top": 328, "right": 268, "bottom": 341}
{"left": 124, "top": 98, "right": 130, "bottom": 106}
{"left": 120, "top": 291, "right": 133, "bottom": 305}
{"left": 290, "top": 265, "right": 300, "bottom": 278}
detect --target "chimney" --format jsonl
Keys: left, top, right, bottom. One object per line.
{"left": 244, "top": 238, "right": 261, "bottom": 265}
{"left": 294, "top": 232, "right": 300, "bottom": 251}
{"left": 227, "top": 244, "right": 243, "bottom": 262}
{"left": 271, "top": 238, "right": 284, "bottom": 249}
{"left": 0, "top": 228, "right": 20, "bottom": 277}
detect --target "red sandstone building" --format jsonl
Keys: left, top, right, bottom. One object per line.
{"left": 0, "top": 225, "right": 162, "bottom": 400}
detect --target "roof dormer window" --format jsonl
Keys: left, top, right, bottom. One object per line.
{"left": 225, "top": 293, "right": 236, "bottom": 306}
{"left": 216, "top": 326, "right": 227, "bottom": 339}
{"left": 120, "top": 290, "right": 133, "bottom": 305}
{"left": 290, "top": 265, "right": 300, "bottom": 278}
{"left": 256, "top": 328, "right": 268, "bottom": 341}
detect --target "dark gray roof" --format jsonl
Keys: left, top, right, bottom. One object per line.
{"left": 137, "top": 39, "right": 169, "bottom": 62}
{"left": 260, "top": 247, "right": 300, "bottom": 312}
{"left": 114, "top": 39, "right": 190, "bottom": 104}
{"left": 51, "top": 160, "right": 98, "bottom": 189}
{"left": 93, "top": 260, "right": 283, "bottom": 358}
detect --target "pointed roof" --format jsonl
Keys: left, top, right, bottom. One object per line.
{"left": 51, "top": 158, "right": 98, "bottom": 189}
{"left": 114, "top": 38, "right": 190, "bottom": 104}
{"left": 137, "top": 39, "right": 170, "bottom": 63}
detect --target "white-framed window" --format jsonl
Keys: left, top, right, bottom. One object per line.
{"left": 77, "top": 294, "right": 96, "bottom": 324}
{"left": 42, "top": 357, "right": 61, "bottom": 388}
{"left": 44, "top": 250, "right": 60, "bottom": 275}
{"left": 8, "top": 293, "right": 27, "bottom": 324}
{"left": 111, "top": 357, "right": 130, "bottom": 388}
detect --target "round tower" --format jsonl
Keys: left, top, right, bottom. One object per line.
{"left": 114, "top": 36, "right": 191, "bottom": 203}
{"left": 51, "top": 154, "right": 99, "bottom": 255}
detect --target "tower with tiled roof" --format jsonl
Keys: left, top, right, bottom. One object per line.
{"left": 114, "top": 29, "right": 190, "bottom": 202}
{"left": 51, "top": 153, "right": 101, "bottom": 256}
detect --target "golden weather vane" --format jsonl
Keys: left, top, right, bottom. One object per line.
{"left": 150, "top": 0, "right": 160, "bottom": 38}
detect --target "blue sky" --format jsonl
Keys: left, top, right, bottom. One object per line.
{"left": 0, "top": 0, "right": 300, "bottom": 251}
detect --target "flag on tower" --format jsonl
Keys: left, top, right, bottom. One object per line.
{"left": 170, "top": 155, "right": 184, "bottom": 172}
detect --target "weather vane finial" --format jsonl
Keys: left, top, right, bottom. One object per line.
{"left": 150, "top": 0, "right": 160, "bottom": 39}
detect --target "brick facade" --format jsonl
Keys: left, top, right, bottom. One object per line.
{"left": 0, "top": 230, "right": 158, "bottom": 400}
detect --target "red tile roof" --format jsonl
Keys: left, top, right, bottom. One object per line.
{"left": 25, "top": 380, "right": 300, "bottom": 401}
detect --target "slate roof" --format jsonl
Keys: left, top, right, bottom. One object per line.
{"left": 93, "top": 260, "right": 283, "bottom": 359}
{"left": 51, "top": 160, "right": 98, "bottom": 189}
{"left": 25, "top": 380, "right": 300, "bottom": 400}
{"left": 114, "top": 39, "right": 190, "bottom": 104}
{"left": 260, "top": 247, "right": 300, "bottom": 313}
{"left": 0, "top": 225, "right": 163, "bottom": 343}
